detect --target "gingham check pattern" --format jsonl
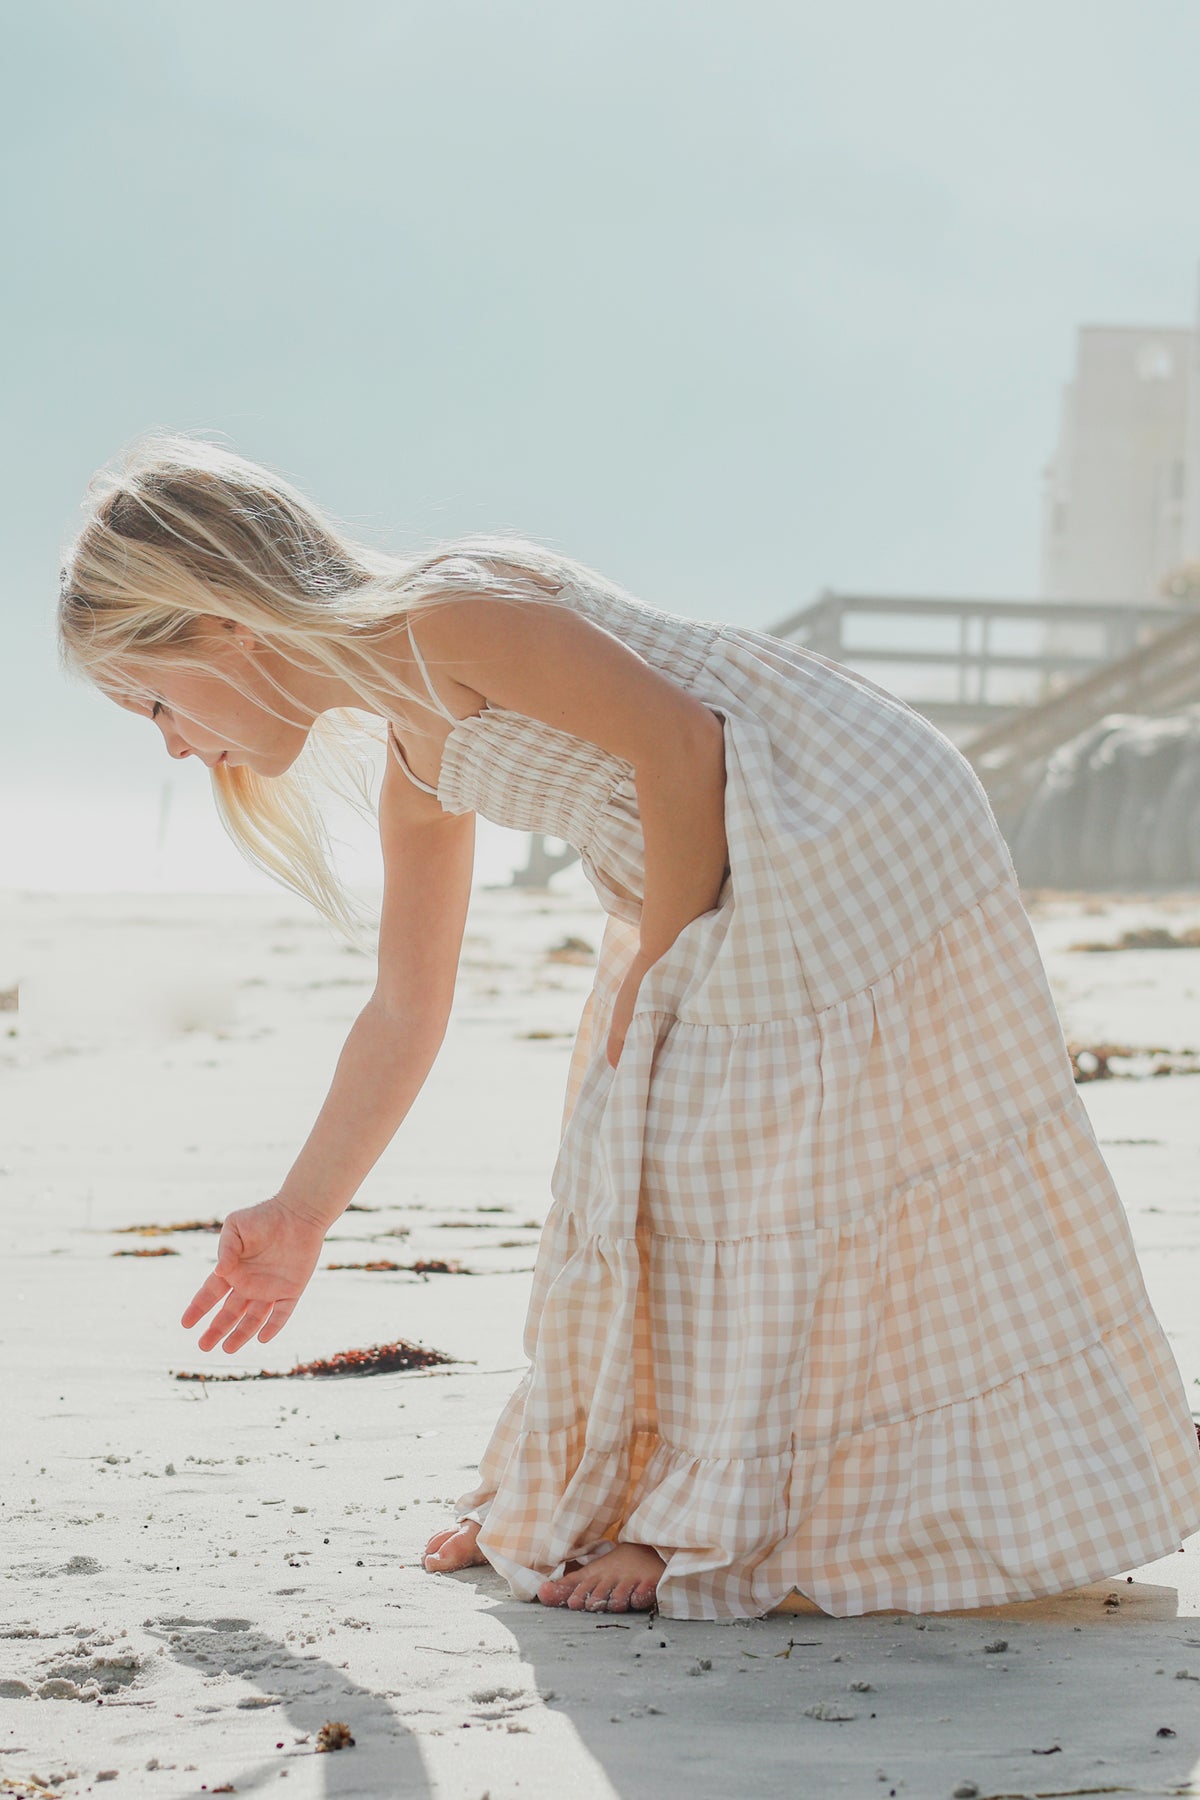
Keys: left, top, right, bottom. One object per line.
{"left": 439, "top": 577, "right": 1200, "bottom": 1619}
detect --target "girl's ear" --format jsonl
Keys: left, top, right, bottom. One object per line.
{"left": 219, "top": 617, "right": 259, "bottom": 653}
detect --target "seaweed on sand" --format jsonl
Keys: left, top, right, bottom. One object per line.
{"left": 173, "top": 1338, "right": 457, "bottom": 1381}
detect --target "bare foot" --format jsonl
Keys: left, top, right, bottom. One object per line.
{"left": 537, "top": 1542, "right": 666, "bottom": 1612}
{"left": 423, "top": 1518, "right": 489, "bottom": 1573}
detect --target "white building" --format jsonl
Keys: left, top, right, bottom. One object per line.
{"left": 1040, "top": 322, "right": 1197, "bottom": 601}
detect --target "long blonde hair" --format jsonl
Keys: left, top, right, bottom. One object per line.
{"left": 57, "top": 432, "right": 594, "bottom": 935}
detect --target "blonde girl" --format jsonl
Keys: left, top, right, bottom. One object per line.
{"left": 58, "top": 434, "right": 1200, "bottom": 1621}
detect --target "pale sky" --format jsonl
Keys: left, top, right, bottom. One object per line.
{"left": 4, "top": 0, "right": 1200, "bottom": 888}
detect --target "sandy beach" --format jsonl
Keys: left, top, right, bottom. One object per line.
{"left": 3, "top": 875, "right": 1200, "bottom": 1799}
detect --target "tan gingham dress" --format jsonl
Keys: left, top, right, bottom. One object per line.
{"left": 396, "top": 572, "right": 1200, "bottom": 1621}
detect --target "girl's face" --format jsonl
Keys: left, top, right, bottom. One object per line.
{"left": 107, "top": 620, "right": 316, "bottom": 777}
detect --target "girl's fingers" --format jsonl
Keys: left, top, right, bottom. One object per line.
{"left": 218, "top": 1302, "right": 273, "bottom": 1355}
{"left": 256, "top": 1300, "right": 295, "bottom": 1343}
{"left": 180, "top": 1272, "right": 233, "bottom": 1329}
{"left": 197, "top": 1293, "right": 250, "bottom": 1350}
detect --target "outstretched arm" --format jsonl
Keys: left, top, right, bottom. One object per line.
{"left": 272, "top": 797, "right": 476, "bottom": 1233}
{"left": 180, "top": 757, "right": 476, "bottom": 1351}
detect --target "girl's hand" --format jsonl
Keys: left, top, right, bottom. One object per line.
{"left": 606, "top": 952, "right": 657, "bottom": 1069}
{"left": 180, "top": 1196, "right": 328, "bottom": 1353}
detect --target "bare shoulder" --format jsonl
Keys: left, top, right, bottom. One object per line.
{"left": 406, "top": 593, "right": 719, "bottom": 767}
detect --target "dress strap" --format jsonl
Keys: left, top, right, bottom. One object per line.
{"left": 387, "top": 725, "right": 440, "bottom": 797}
{"left": 406, "top": 614, "right": 462, "bottom": 725}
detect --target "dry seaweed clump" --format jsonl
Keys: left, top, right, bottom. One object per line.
{"left": 1069, "top": 1041, "right": 1200, "bottom": 1081}
{"left": 115, "top": 1218, "right": 223, "bottom": 1236}
{"left": 324, "top": 1257, "right": 467, "bottom": 1275}
{"left": 173, "top": 1338, "right": 456, "bottom": 1382}
{"left": 316, "top": 1719, "right": 355, "bottom": 1752}
{"left": 1070, "top": 925, "right": 1200, "bottom": 952}
{"left": 545, "top": 935, "right": 596, "bottom": 964}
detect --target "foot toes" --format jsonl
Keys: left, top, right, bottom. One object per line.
{"left": 568, "top": 1578, "right": 604, "bottom": 1610}
{"left": 423, "top": 1523, "right": 483, "bottom": 1571}
{"left": 536, "top": 1578, "right": 574, "bottom": 1607}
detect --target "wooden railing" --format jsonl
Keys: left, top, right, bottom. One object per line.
{"left": 770, "top": 591, "right": 1188, "bottom": 730}
{"left": 511, "top": 591, "right": 1198, "bottom": 883}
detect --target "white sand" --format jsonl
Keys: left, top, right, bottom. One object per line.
{"left": 3, "top": 880, "right": 1200, "bottom": 1798}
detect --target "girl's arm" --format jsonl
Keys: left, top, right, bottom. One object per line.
{"left": 402, "top": 597, "right": 729, "bottom": 969}
{"left": 181, "top": 758, "right": 474, "bottom": 1351}
{"left": 272, "top": 755, "right": 477, "bottom": 1232}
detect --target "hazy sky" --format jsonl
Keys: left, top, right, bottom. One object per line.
{"left": 5, "top": 0, "right": 1200, "bottom": 886}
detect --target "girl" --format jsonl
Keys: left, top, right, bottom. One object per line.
{"left": 58, "top": 435, "right": 1200, "bottom": 1622}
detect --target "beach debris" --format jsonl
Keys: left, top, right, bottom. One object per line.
{"left": 952, "top": 1786, "right": 980, "bottom": 1799}
{"left": 315, "top": 1720, "right": 355, "bottom": 1752}
{"left": 324, "top": 1258, "right": 467, "bottom": 1276}
{"left": 515, "top": 1028, "right": 573, "bottom": 1040}
{"left": 113, "top": 1246, "right": 178, "bottom": 1257}
{"left": 173, "top": 1338, "right": 456, "bottom": 1382}
{"left": 982, "top": 1639, "right": 1008, "bottom": 1653}
{"left": 1070, "top": 924, "right": 1200, "bottom": 952}
{"left": 545, "top": 936, "right": 596, "bottom": 964}
{"left": 1030, "top": 1742, "right": 1062, "bottom": 1753}
{"left": 436, "top": 1218, "right": 521, "bottom": 1229}
{"left": 802, "top": 1701, "right": 856, "bottom": 1721}
{"left": 114, "top": 1218, "right": 222, "bottom": 1236}
{"left": 61, "top": 1556, "right": 102, "bottom": 1575}
{"left": 0, "top": 985, "right": 17, "bottom": 1011}
{"left": 1157, "top": 1724, "right": 1177, "bottom": 1736}
{"left": 1068, "top": 1041, "right": 1200, "bottom": 1081}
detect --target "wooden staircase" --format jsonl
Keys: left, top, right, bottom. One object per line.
{"left": 965, "top": 609, "right": 1200, "bottom": 829}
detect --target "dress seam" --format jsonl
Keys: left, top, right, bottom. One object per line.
{"left": 631, "top": 875, "right": 1019, "bottom": 1026}
{"left": 561, "top": 1095, "right": 1081, "bottom": 1249}
{"left": 513, "top": 1302, "right": 1164, "bottom": 1465}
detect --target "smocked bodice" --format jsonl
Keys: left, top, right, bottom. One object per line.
{"left": 429, "top": 582, "right": 727, "bottom": 922}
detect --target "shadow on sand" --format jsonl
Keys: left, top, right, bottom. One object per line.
{"left": 460, "top": 1565, "right": 1200, "bottom": 1799}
